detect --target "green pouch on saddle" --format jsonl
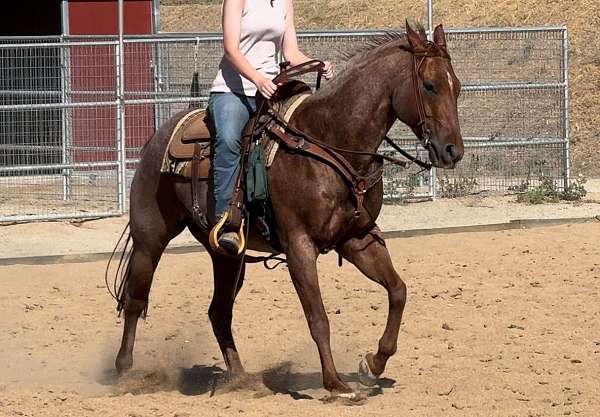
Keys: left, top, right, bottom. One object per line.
{"left": 245, "top": 145, "right": 269, "bottom": 204}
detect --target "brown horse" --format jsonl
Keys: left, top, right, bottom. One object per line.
{"left": 114, "top": 21, "right": 463, "bottom": 397}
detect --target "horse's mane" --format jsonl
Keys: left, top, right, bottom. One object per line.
{"left": 342, "top": 23, "right": 428, "bottom": 62}
{"left": 311, "top": 23, "right": 427, "bottom": 99}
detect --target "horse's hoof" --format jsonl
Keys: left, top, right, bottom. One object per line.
{"left": 115, "top": 355, "right": 133, "bottom": 376}
{"left": 324, "top": 390, "right": 367, "bottom": 405}
{"left": 337, "top": 391, "right": 360, "bottom": 400}
{"left": 358, "top": 356, "right": 378, "bottom": 387}
{"left": 115, "top": 365, "right": 131, "bottom": 377}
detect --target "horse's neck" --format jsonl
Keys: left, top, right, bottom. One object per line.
{"left": 296, "top": 60, "right": 398, "bottom": 171}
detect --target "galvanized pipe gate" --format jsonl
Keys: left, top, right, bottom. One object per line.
{"left": 0, "top": 1, "right": 569, "bottom": 222}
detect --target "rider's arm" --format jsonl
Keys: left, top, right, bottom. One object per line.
{"left": 281, "top": 0, "right": 334, "bottom": 78}
{"left": 281, "top": 0, "right": 310, "bottom": 67}
{"left": 222, "top": 0, "right": 277, "bottom": 98}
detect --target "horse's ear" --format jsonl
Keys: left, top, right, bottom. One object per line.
{"left": 433, "top": 24, "right": 447, "bottom": 49}
{"left": 405, "top": 19, "right": 424, "bottom": 49}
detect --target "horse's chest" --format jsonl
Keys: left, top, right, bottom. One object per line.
{"left": 268, "top": 154, "right": 382, "bottom": 250}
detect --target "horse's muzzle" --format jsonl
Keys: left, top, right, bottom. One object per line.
{"left": 428, "top": 140, "right": 463, "bottom": 169}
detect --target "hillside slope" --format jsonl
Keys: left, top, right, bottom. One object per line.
{"left": 161, "top": 0, "right": 600, "bottom": 176}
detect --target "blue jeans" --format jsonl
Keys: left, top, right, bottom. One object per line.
{"left": 208, "top": 92, "right": 257, "bottom": 218}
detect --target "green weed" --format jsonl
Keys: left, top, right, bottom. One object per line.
{"left": 516, "top": 175, "right": 587, "bottom": 204}
{"left": 438, "top": 174, "right": 478, "bottom": 198}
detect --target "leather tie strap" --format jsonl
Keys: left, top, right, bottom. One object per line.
{"left": 191, "top": 142, "right": 208, "bottom": 229}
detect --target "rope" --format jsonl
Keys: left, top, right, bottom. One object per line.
{"left": 193, "top": 37, "right": 200, "bottom": 74}
{"left": 104, "top": 222, "right": 132, "bottom": 305}
{"left": 244, "top": 253, "right": 288, "bottom": 270}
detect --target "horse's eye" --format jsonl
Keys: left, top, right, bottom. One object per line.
{"left": 423, "top": 81, "right": 436, "bottom": 93}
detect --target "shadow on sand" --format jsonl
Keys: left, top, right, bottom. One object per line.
{"left": 98, "top": 362, "right": 395, "bottom": 401}
{"left": 260, "top": 362, "right": 395, "bottom": 400}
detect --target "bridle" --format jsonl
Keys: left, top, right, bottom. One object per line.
{"left": 380, "top": 42, "right": 452, "bottom": 171}
{"left": 400, "top": 40, "right": 452, "bottom": 156}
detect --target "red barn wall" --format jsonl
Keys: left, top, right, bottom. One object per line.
{"left": 68, "top": 0, "right": 154, "bottom": 164}
{"left": 68, "top": 0, "right": 152, "bottom": 35}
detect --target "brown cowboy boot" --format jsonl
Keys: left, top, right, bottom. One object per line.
{"left": 218, "top": 230, "right": 240, "bottom": 254}
{"left": 209, "top": 211, "right": 246, "bottom": 256}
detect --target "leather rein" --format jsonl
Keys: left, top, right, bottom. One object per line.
{"left": 260, "top": 45, "right": 448, "bottom": 215}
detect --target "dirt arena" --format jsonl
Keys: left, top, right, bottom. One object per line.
{"left": 1, "top": 221, "right": 599, "bottom": 417}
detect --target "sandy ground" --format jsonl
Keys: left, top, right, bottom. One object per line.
{"left": 1, "top": 222, "right": 599, "bottom": 416}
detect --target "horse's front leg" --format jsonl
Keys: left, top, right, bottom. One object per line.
{"left": 338, "top": 227, "right": 407, "bottom": 385}
{"left": 286, "top": 234, "right": 355, "bottom": 396}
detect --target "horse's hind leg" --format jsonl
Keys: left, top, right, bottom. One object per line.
{"left": 208, "top": 253, "right": 246, "bottom": 376}
{"left": 115, "top": 221, "right": 185, "bottom": 374}
{"left": 115, "top": 243, "right": 165, "bottom": 374}
{"left": 338, "top": 227, "right": 407, "bottom": 385}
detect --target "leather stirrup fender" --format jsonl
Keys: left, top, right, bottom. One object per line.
{"left": 191, "top": 142, "right": 207, "bottom": 228}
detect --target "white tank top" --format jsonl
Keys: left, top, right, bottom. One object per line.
{"left": 211, "top": 0, "right": 287, "bottom": 96}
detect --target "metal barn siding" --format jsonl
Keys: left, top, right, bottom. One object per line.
{"left": 67, "top": 0, "right": 155, "bottom": 165}
{"left": 68, "top": 0, "right": 153, "bottom": 35}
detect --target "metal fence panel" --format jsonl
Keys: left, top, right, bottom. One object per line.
{"left": 0, "top": 26, "right": 569, "bottom": 222}
{"left": 441, "top": 28, "right": 568, "bottom": 195}
{"left": 447, "top": 28, "right": 565, "bottom": 85}
{"left": 0, "top": 40, "right": 121, "bottom": 222}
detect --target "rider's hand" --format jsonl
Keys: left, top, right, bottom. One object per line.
{"left": 255, "top": 76, "right": 278, "bottom": 99}
{"left": 322, "top": 61, "right": 335, "bottom": 80}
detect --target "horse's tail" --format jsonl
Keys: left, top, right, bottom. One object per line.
{"left": 104, "top": 222, "right": 137, "bottom": 316}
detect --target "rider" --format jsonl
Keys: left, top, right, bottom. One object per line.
{"left": 209, "top": 0, "right": 334, "bottom": 254}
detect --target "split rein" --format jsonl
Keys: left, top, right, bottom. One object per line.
{"left": 263, "top": 56, "right": 437, "bottom": 177}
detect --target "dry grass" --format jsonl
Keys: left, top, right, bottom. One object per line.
{"left": 160, "top": 0, "right": 600, "bottom": 176}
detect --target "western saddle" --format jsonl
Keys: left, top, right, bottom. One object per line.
{"left": 161, "top": 108, "right": 212, "bottom": 179}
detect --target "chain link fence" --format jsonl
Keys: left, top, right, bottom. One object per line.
{"left": 0, "top": 26, "right": 568, "bottom": 222}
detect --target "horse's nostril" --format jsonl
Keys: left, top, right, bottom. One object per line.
{"left": 445, "top": 144, "right": 463, "bottom": 163}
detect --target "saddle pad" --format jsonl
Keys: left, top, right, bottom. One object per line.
{"left": 168, "top": 108, "right": 212, "bottom": 160}
{"left": 265, "top": 92, "right": 310, "bottom": 167}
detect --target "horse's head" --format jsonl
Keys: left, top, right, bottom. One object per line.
{"left": 392, "top": 21, "right": 464, "bottom": 169}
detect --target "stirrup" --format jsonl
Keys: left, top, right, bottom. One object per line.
{"left": 209, "top": 212, "right": 246, "bottom": 255}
